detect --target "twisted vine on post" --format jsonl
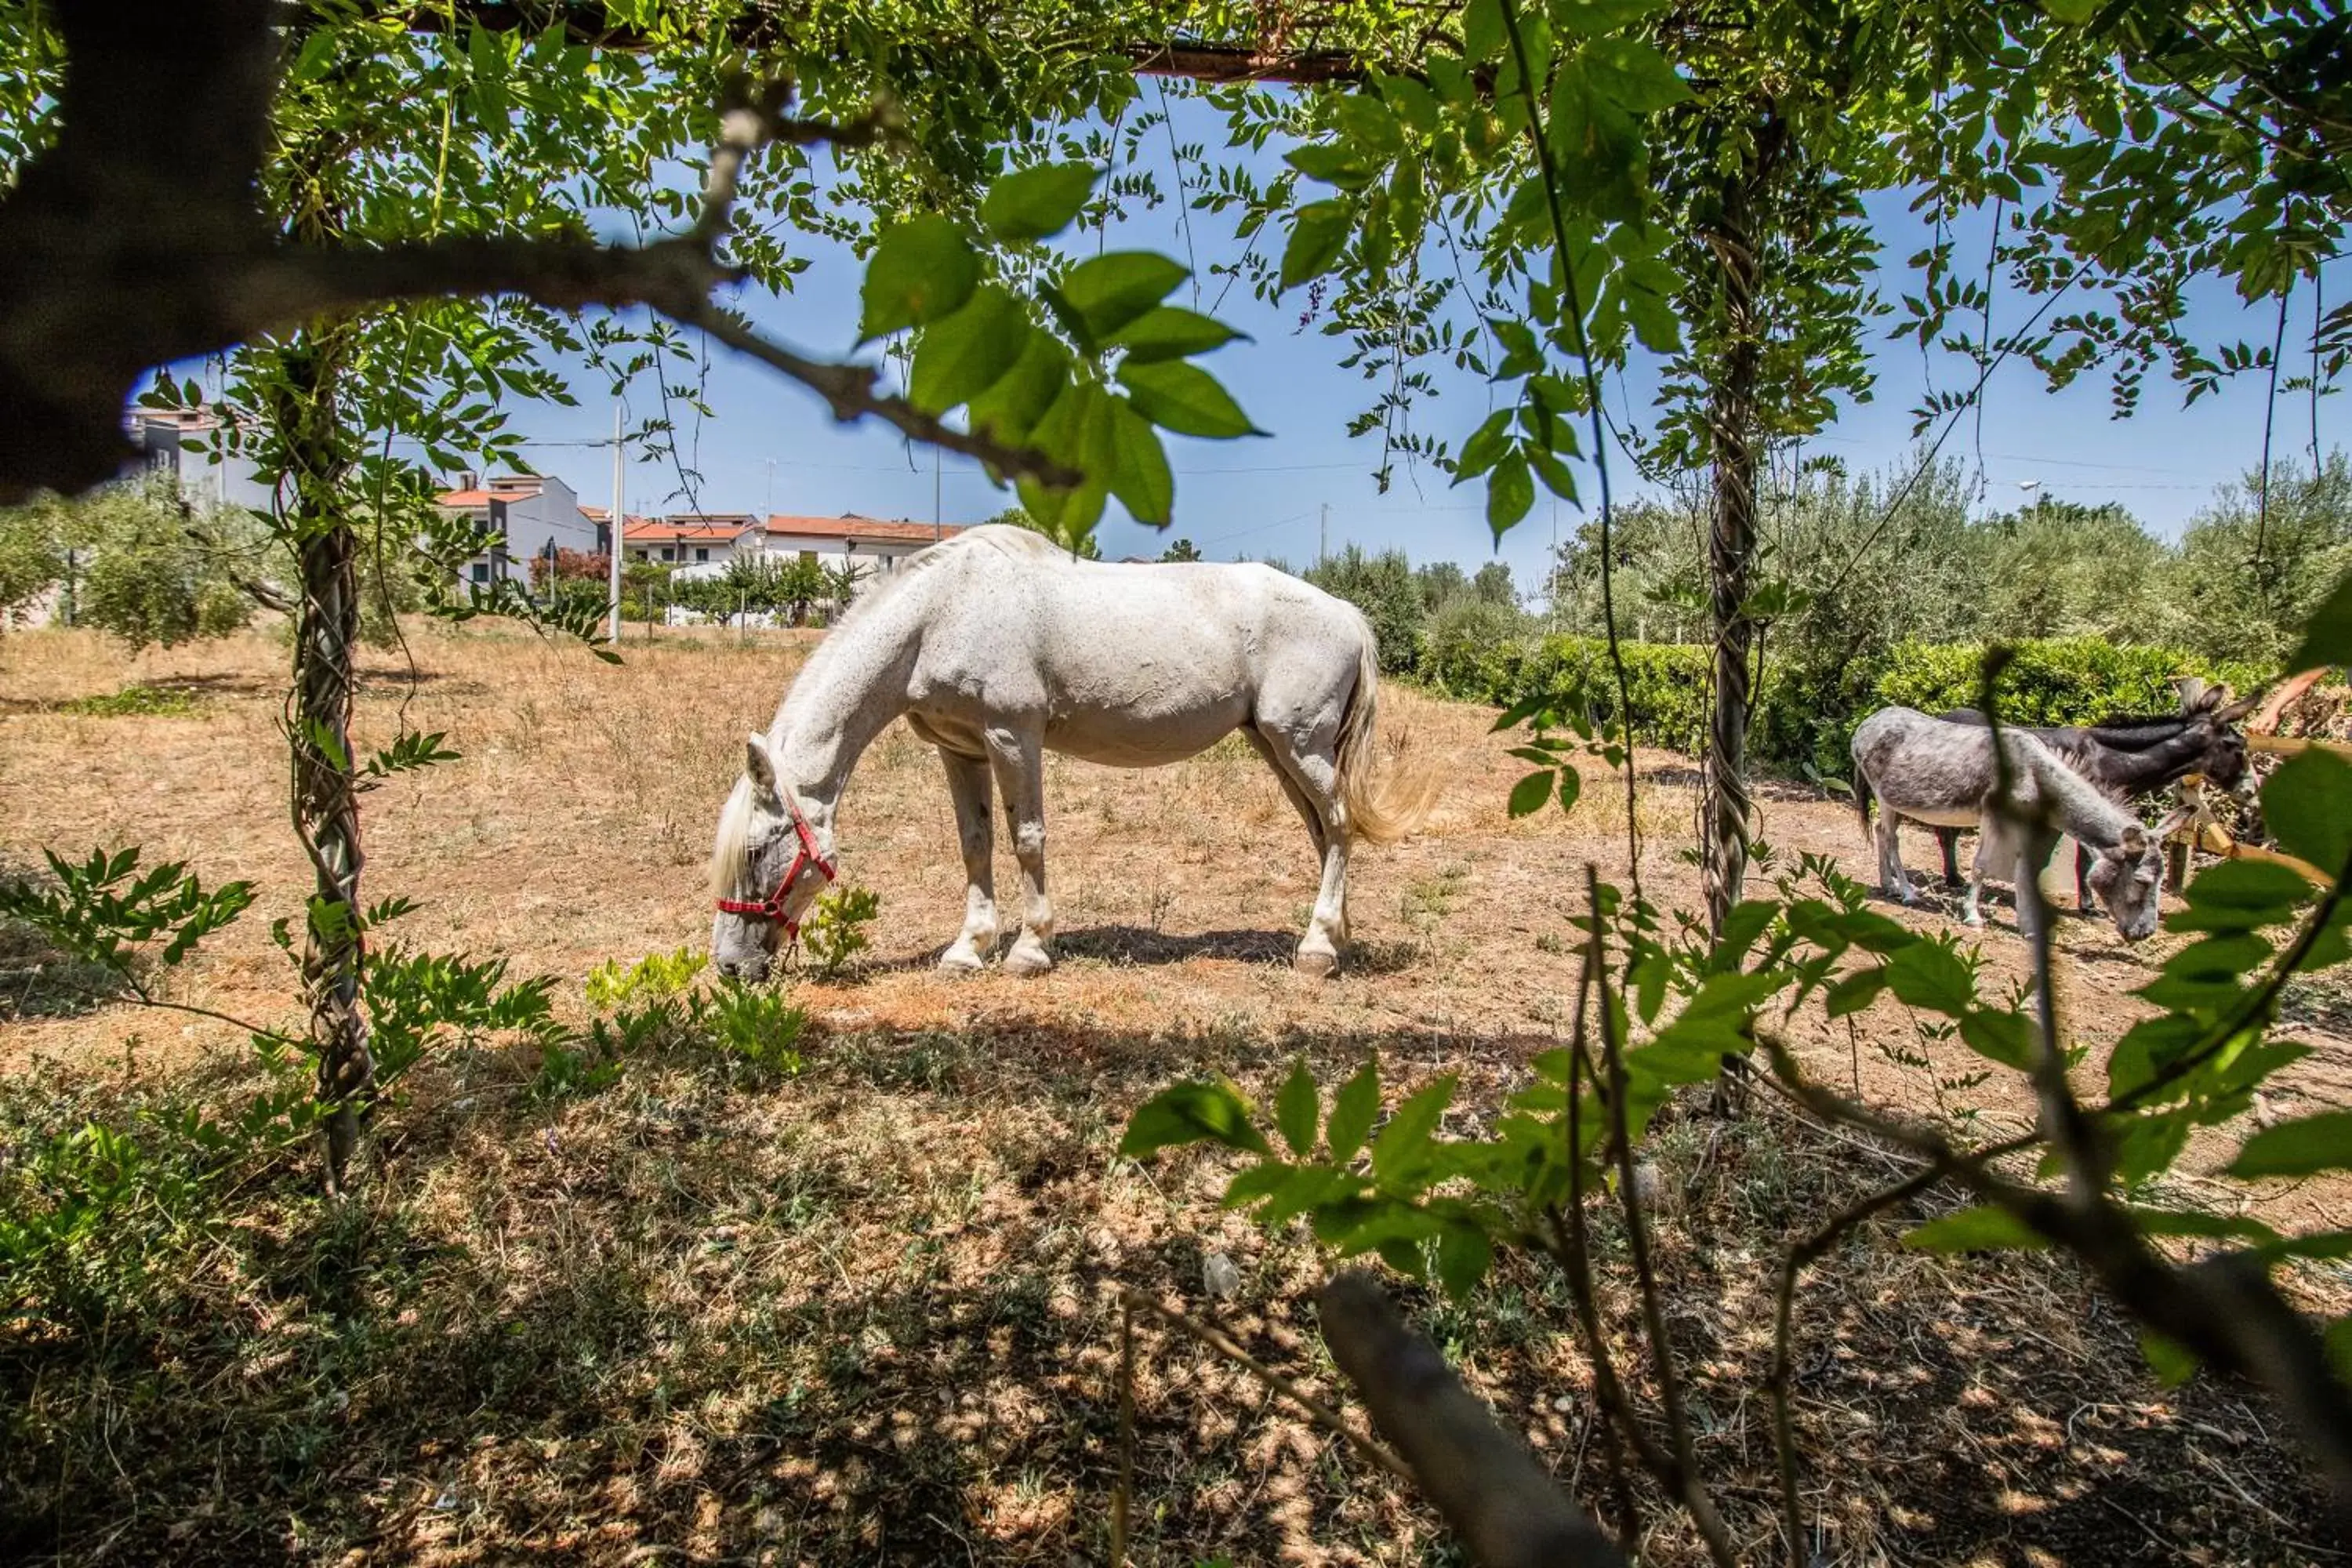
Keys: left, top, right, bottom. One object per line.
{"left": 1697, "top": 112, "right": 1783, "bottom": 935}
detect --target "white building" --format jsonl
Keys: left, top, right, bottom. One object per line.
{"left": 623, "top": 514, "right": 765, "bottom": 576}
{"left": 435, "top": 473, "right": 600, "bottom": 590}
{"left": 760, "top": 513, "right": 965, "bottom": 576}
{"left": 127, "top": 408, "right": 276, "bottom": 512}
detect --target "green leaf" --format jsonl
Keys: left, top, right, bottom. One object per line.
{"left": 1275, "top": 1058, "right": 1319, "bottom": 1157}
{"left": 1116, "top": 360, "right": 1265, "bottom": 439}
{"left": 1508, "top": 769, "right": 1554, "bottom": 818}
{"left": 1120, "top": 1079, "right": 1273, "bottom": 1159}
{"left": 2262, "top": 751, "right": 2352, "bottom": 880}
{"left": 1224, "top": 1160, "right": 1297, "bottom": 1208}
{"left": 1581, "top": 37, "right": 1692, "bottom": 112}
{"left": 1461, "top": 0, "right": 1504, "bottom": 61}
{"left": 2137, "top": 1327, "right": 2197, "bottom": 1388}
{"left": 1057, "top": 252, "right": 1189, "bottom": 341}
{"left": 1105, "top": 401, "right": 1175, "bottom": 527}
{"left": 1826, "top": 968, "right": 1886, "bottom": 1018}
{"left": 859, "top": 216, "right": 978, "bottom": 341}
{"left": 2171, "top": 858, "right": 2315, "bottom": 932}
{"left": 978, "top": 162, "right": 1098, "bottom": 242}
{"left": 1281, "top": 200, "right": 1354, "bottom": 292}
{"left": 1885, "top": 941, "right": 1975, "bottom": 1017}
{"left": 1555, "top": 764, "right": 1582, "bottom": 814}
{"left": 2288, "top": 566, "right": 2352, "bottom": 673}
{"left": 1108, "top": 306, "right": 1244, "bottom": 363}
{"left": 907, "top": 287, "right": 1029, "bottom": 416}
{"left": 1371, "top": 1075, "right": 1457, "bottom": 1184}
{"left": 1958, "top": 1007, "right": 2032, "bottom": 1070}
{"left": 966, "top": 331, "right": 1071, "bottom": 445}
{"left": 1487, "top": 452, "right": 1535, "bottom": 540}
{"left": 1902, "top": 1206, "right": 2047, "bottom": 1253}
{"left": 2227, "top": 1110, "right": 2352, "bottom": 1179}
{"left": 1327, "top": 1059, "right": 1381, "bottom": 1165}
{"left": 1436, "top": 1222, "right": 1493, "bottom": 1300}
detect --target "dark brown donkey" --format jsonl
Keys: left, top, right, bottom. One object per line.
{"left": 1927, "top": 685, "right": 2257, "bottom": 909}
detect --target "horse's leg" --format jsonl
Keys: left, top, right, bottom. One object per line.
{"left": 937, "top": 747, "right": 996, "bottom": 972}
{"left": 1243, "top": 726, "right": 1334, "bottom": 938}
{"left": 983, "top": 723, "right": 1054, "bottom": 975}
{"left": 1252, "top": 724, "right": 1349, "bottom": 977}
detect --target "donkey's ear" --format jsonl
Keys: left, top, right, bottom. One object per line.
{"left": 2216, "top": 690, "right": 2260, "bottom": 723}
{"left": 2116, "top": 825, "right": 2147, "bottom": 857}
{"left": 2151, "top": 803, "right": 2198, "bottom": 842}
{"left": 744, "top": 731, "right": 778, "bottom": 792}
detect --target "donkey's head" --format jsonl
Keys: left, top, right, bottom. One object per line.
{"left": 2085, "top": 807, "right": 2192, "bottom": 942}
{"left": 708, "top": 732, "right": 837, "bottom": 983}
{"left": 2182, "top": 682, "right": 2260, "bottom": 799}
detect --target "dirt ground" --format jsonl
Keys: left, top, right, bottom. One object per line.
{"left": 3, "top": 621, "right": 2350, "bottom": 1565}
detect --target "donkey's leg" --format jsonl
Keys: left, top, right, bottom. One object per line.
{"left": 1938, "top": 828, "right": 1966, "bottom": 889}
{"left": 983, "top": 723, "right": 1054, "bottom": 976}
{"left": 937, "top": 747, "right": 996, "bottom": 972}
{"left": 1252, "top": 724, "right": 1350, "bottom": 977}
{"left": 1963, "top": 829, "right": 1993, "bottom": 927}
{"left": 2073, "top": 842, "right": 2098, "bottom": 916}
{"left": 1874, "top": 798, "right": 1915, "bottom": 905}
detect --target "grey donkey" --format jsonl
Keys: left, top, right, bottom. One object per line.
{"left": 1851, "top": 706, "right": 2191, "bottom": 943}
{"left": 1925, "top": 681, "right": 2256, "bottom": 909}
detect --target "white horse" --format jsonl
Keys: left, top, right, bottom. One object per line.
{"left": 707, "top": 525, "right": 1436, "bottom": 982}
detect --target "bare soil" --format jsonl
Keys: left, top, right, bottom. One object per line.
{"left": 2, "top": 622, "right": 2347, "bottom": 1566}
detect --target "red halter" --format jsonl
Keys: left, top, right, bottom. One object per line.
{"left": 714, "top": 792, "right": 836, "bottom": 938}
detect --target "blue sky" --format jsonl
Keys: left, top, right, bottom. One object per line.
{"left": 490, "top": 90, "right": 2339, "bottom": 591}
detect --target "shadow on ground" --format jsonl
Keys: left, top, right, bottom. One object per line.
{"left": 0, "top": 1014, "right": 2333, "bottom": 1566}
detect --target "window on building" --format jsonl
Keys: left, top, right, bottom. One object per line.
{"left": 800, "top": 550, "right": 817, "bottom": 565}
{"left": 470, "top": 562, "right": 489, "bottom": 584}
{"left": 661, "top": 546, "right": 674, "bottom": 561}
{"left": 695, "top": 547, "right": 709, "bottom": 562}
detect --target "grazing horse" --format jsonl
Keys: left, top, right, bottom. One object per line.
{"left": 1925, "top": 684, "right": 2256, "bottom": 908}
{"left": 707, "top": 525, "right": 1437, "bottom": 983}
{"left": 1851, "top": 706, "right": 2189, "bottom": 942}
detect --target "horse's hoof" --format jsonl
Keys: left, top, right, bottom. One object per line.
{"left": 1004, "top": 944, "right": 1054, "bottom": 977}
{"left": 1293, "top": 946, "right": 1340, "bottom": 979}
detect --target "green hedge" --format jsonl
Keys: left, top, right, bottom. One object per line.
{"left": 1871, "top": 637, "right": 2270, "bottom": 727}
{"left": 1427, "top": 632, "right": 2268, "bottom": 775}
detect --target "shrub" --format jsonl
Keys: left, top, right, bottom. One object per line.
{"left": 1874, "top": 637, "right": 2271, "bottom": 727}
{"left": 800, "top": 885, "right": 880, "bottom": 980}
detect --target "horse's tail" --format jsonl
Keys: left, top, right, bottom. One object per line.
{"left": 1336, "top": 615, "right": 1440, "bottom": 846}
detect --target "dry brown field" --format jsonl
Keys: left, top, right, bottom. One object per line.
{"left": 2, "top": 620, "right": 2347, "bottom": 1566}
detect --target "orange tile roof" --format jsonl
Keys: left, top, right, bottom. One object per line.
{"left": 623, "top": 517, "right": 760, "bottom": 544}
{"left": 765, "top": 513, "right": 964, "bottom": 545}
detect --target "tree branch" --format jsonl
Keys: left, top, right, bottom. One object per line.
{"left": 1317, "top": 1271, "right": 1627, "bottom": 1568}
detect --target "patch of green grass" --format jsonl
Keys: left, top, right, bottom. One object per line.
{"left": 56, "top": 683, "right": 203, "bottom": 717}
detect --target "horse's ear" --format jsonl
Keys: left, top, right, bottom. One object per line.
{"left": 744, "top": 731, "right": 778, "bottom": 792}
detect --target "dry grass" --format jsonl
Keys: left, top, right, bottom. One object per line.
{"left": 2, "top": 622, "right": 2348, "bottom": 1566}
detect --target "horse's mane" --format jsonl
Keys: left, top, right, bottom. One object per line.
{"left": 710, "top": 774, "right": 758, "bottom": 897}
{"left": 823, "top": 524, "right": 1051, "bottom": 638}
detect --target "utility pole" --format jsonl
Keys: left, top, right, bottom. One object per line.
{"left": 607, "top": 397, "right": 625, "bottom": 644}
{"left": 933, "top": 446, "right": 942, "bottom": 541}
{"left": 764, "top": 458, "right": 775, "bottom": 520}
{"left": 1319, "top": 502, "right": 1328, "bottom": 567}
